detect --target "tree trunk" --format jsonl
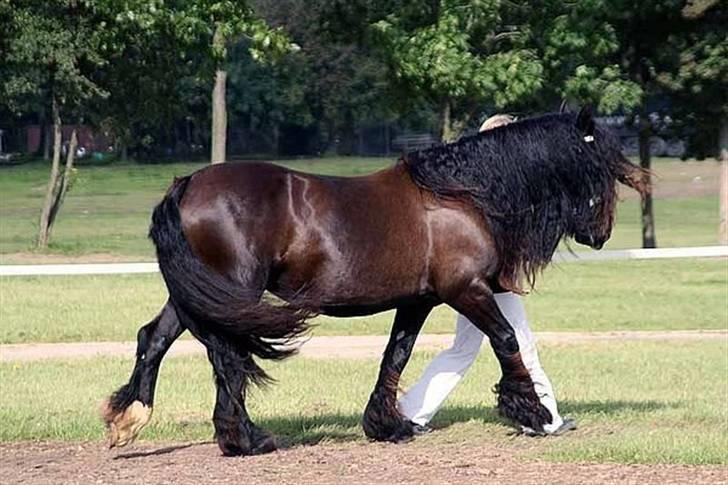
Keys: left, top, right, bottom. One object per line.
{"left": 638, "top": 118, "right": 657, "bottom": 248}
{"left": 210, "top": 27, "right": 227, "bottom": 164}
{"left": 48, "top": 128, "right": 77, "bottom": 229}
{"left": 37, "top": 98, "right": 63, "bottom": 249}
{"left": 719, "top": 117, "right": 728, "bottom": 245}
{"left": 439, "top": 99, "right": 456, "bottom": 143}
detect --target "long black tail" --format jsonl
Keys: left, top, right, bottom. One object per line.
{"left": 149, "top": 176, "right": 316, "bottom": 367}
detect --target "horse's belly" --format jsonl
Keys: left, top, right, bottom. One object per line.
{"left": 270, "top": 255, "right": 430, "bottom": 313}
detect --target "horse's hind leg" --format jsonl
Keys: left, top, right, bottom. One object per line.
{"left": 203, "top": 335, "right": 276, "bottom": 456}
{"left": 102, "top": 300, "right": 184, "bottom": 448}
{"left": 363, "top": 303, "right": 433, "bottom": 442}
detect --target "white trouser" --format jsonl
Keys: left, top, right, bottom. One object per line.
{"left": 398, "top": 292, "right": 564, "bottom": 433}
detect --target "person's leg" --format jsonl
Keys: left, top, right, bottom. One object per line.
{"left": 399, "top": 293, "right": 572, "bottom": 434}
{"left": 494, "top": 292, "right": 569, "bottom": 434}
{"left": 398, "top": 313, "right": 484, "bottom": 426}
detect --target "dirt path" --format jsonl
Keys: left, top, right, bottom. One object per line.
{"left": 1, "top": 440, "right": 725, "bottom": 485}
{"left": 1, "top": 330, "right": 725, "bottom": 362}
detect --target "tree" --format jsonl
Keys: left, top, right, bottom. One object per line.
{"left": 92, "top": 5, "right": 209, "bottom": 161}
{"left": 250, "top": 0, "right": 396, "bottom": 156}
{"left": 365, "top": 1, "right": 644, "bottom": 141}
{"left": 369, "top": 1, "right": 544, "bottom": 141}
{"left": 596, "top": 0, "right": 726, "bottom": 248}
{"left": 162, "top": 1, "right": 292, "bottom": 164}
{"left": 1, "top": 0, "right": 108, "bottom": 248}
{"left": 670, "top": 1, "right": 727, "bottom": 244}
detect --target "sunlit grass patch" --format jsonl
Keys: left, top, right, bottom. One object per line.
{"left": 1, "top": 340, "right": 726, "bottom": 464}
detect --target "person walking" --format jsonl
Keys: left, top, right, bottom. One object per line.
{"left": 397, "top": 114, "right": 577, "bottom": 436}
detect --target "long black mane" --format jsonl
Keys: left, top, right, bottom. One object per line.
{"left": 404, "top": 112, "right": 638, "bottom": 291}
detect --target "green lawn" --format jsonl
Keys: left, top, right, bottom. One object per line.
{"left": 0, "top": 157, "right": 722, "bottom": 261}
{"left": 1, "top": 340, "right": 725, "bottom": 464}
{"left": 0, "top": 158, "right": 391, "bottom": 258}
{"left": 1, "top": 259, "right": 725, "bottom": 344}
{"left": 601, "top": 195, "right": 719, "bottom": 249}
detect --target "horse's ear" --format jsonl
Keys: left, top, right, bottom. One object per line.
{"left": 576, "top": 104, "right": 595, "bottom": 137}
{"left": 559, "top": 99, "right": 569, "bottom": 113}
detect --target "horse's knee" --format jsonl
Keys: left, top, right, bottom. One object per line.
{"left": 135, "top": 321, "right": 154, "bottom": 354}
{"left": 135, "top": 311, "right": 165, "bottom": 355}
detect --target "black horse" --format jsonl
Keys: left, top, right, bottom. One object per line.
{"left": 102, "top": 107, "right": 647, "bottom": 456}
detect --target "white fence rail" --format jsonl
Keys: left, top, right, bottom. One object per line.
{"left": 0, "top": 246, "right": 726, "bottom": 277}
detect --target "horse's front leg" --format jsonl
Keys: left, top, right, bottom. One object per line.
{"left": 449, "top": 279, "right": 552, "bottom": 433}
{"left": 363, "top": 303, "right": 433, "bottom": 442}
{"left": 102, "top": 300, "right": 184, "bottom": 447}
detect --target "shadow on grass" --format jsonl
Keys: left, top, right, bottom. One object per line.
{"left": 261, "top": 412, "right": 362, "bottom": 448}
{"left": 433, "top": 399, "right": 676, "bottom": 428}
{"left": 115, "top": 399, "right": 676, "bottom": 458}
{"left": 557, "top": 399, "right": 678, "bottom": 415}
{"left": 264, "top": 398, "right": 675, "bottom": 447}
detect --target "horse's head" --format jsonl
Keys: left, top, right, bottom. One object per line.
{"left": 568, "top": 106, "right": 650, "bottom": 250}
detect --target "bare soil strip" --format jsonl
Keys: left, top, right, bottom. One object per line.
{"left": 1, "top": 441, "right": 725, "bottom": 485}
{"left": 1, "top": 330, "right": 725, "bottom": 363}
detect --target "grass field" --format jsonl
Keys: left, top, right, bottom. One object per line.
{"left": 1, "top": 156, "right": 725, "bottom": 475}
{"left": 1, "top": 259, "right": 725, "bottom": 344}
{"left": 0, "top": 157, "right": 722, "bottom": 261}
{"left": 1, "top": 340, "right": 726, "bottom": 464}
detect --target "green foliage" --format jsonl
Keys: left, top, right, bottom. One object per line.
{"left": 598, "top": 0, "right": 726, "bottom": 157}
{"left": 365, "top": 0, "right": 647, "bottom": 137}
{"left": 370, "top": 0, "right": 543, "bottom": 135}
{"left": 662, "top": 3, "right": 727, "bottom": 158}
{"left": 225, "top": 0, "right": 397, "bottom": 155}
{"left": 0, "top": 0, "right": 109, "bottom": 116}
{"left": 1, "top": 0, "right": 723, "bottom": 159}
{"left": 565, "top": 65, "right": 643, "bottom": 113}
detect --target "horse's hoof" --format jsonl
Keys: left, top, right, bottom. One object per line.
{"left": 215, "top": 428, "right": 253, "bottom": 457}
{"left": 378, "top": 419, "right": 415, "bottom": 443}
{"left": 495, "top": 378, "right": 552, "bottom": 433}
{"left": 101, "top": 399, "right": 152, "bottom": 449}
{"left": 251, "top": 435, "right": 277, "bottom": 455}
{"left": 362, "top": 393, "right": 415, "bottom": 442}
{"left": 218, "top": 443, "right": 249, "bottom": 457}
{"left": 391, "top": 431, "right": 415, "bottom": 444}
{"left": 216, "top": 436, "right": 251, "bottom": 457}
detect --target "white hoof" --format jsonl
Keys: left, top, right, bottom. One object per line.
{"left": 102, "top": 400, "right": 152, "bottom": 448}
